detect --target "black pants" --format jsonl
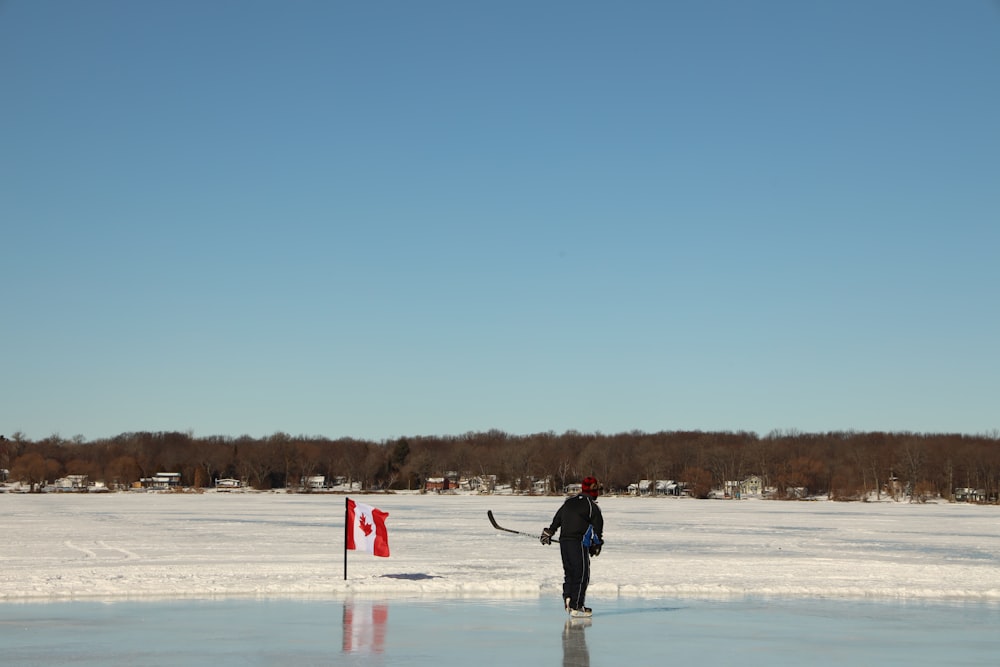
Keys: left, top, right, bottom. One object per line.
{"left": 559, "top": 540, "right": 591, "bottom": 609}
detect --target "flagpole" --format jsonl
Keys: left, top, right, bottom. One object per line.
{"left": 344, "top": 496, "right": 349, "bottom": 581}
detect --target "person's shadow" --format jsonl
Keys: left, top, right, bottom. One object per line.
{"left": 562, "top": 618, "right": 591, "bottom": 667}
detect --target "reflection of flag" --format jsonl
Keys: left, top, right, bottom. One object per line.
{"left": 346, "top": 499, "right": 390, "bottom": 557}
{"left": 342, "top": 601, "right": 388, "bottom": 653}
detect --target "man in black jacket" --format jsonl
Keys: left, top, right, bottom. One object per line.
{"left": 541, "top": 476, "right": 604, "bottom": 617}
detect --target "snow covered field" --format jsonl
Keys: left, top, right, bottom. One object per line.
{"left": 2, "top": 492, "right": 998, "bottom": 602}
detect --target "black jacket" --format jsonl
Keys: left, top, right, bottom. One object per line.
{"left": 547, "top": 494, "right": 603, "bottom": 543}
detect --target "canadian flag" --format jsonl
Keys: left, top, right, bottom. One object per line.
{"left": 346, "top": 499, "right": 390, "bottom": 557}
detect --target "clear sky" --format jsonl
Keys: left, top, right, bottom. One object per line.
{"left": 3, "top": 1, "right": 998, "bottom": 442}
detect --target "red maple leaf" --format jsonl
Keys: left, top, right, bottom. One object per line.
{"left": 359, "top": 513, "right": 373, "bottom": 537}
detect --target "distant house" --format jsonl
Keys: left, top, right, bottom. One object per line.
{"left": 329, "top": 477, "right": 361, "bottom": 492}
{"left": 301, "top": 475, "right": 326, "bottom": 491}
{"left": 628, "top": 479, "right": 651, "bottom": 496}
{"left": 741, "top": 476, "right": 763, "bottom": 497}
{"left": 954, "top": 487, "right": 987, "bottom": 503}
{"left": 215, "top": 478, "right": 244, "bottom": 491}
{"left": 628, "top": 480, "right": 680, "bottom": 496}
{"left": 648, "top": 480, "right": 679, "bottom": 496}
{"left": 531, "top": 477, "right": 552, "bottom": 495}
{"left": 461, "top": 474, "right": 496, "bottom": 494}
{"left": 52, "top": 474, "right": 89, "bottom": 492}
{"left": 425, "top": 477, "right": 451, "bottom": 492}
{"left": 723, "top": 476, "right": 763, "bottom": 499}
{"left": 884, "top": 475, "right": 904, "bottom": 499}
{"left": 140, "top": 472, "right": 182, "bottom": 490}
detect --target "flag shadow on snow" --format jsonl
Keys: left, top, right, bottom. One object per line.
{"left": 380, "top": 573, "right": 440, "bottom": 580}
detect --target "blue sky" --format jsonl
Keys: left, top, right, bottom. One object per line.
{"left": 3, "top": 1, "right": 998, "bottom": 442}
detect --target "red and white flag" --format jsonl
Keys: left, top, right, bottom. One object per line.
{"left": 346, "top": 499, "right": 390, "bottom": 557}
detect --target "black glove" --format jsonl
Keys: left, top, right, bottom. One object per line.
{"left": 540, "top": 528, "right": 554, "bottom": 545}
{"left": 588, "top": 543, "right": 602, "bottom": 557}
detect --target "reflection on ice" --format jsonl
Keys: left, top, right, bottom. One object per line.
{"left": 342, "top": 600, "right": 388, "bottom": 654}
{"left": 562, "top": 618, "right": 590, "bottom": 667}
{"left": 1, "top": 597, "right": 998, "bottom": 666}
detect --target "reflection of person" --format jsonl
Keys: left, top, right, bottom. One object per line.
{"left": 562, "top": 617, "right": 591, "bottom": 667}
{"left": 541, "top": 476, "right": 604, "bottom": 616}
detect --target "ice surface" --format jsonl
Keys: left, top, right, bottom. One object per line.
{"left": 1, "top": 492, "right": 999, "bottom": 601}
{"left": 2, "top": 597, "right": 998, "bottom": 666}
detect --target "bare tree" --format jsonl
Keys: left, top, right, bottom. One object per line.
{"left": 10, "top": 452, "right": 52, "bottom": 491}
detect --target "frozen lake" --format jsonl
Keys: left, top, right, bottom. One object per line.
{"left": 3, "top": 493, "right": 999, "bottom": 600}
{"left": 3, "top": 493, "right": 999, "bottom": 664}
{"left": 2, "top": 596, "right": 998, "bottom": 666}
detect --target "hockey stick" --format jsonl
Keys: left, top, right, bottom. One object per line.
{"left": 487, "top": 510, "right": 559, "bottom": 543}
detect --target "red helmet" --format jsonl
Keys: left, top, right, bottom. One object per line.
{"left": 581, "top": 476, "right": 601, "bottom": 497}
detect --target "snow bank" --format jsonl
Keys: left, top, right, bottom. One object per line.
{"left": 2, "top": 493, "right": 998, "bottom": 602}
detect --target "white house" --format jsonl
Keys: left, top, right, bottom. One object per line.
{"left": 301, "top": 475, "right": 326, "bottom": 490}
{"left": 628, "top": 480, "right": 680, "bottom": 496}
{"left": 954, "top": 487, "right": 987, "bottom": 503}
{"left": 140, "top": 472, "right": 182, "bottom": 490}
{"left": 52, "top": 474, "right": 89, "bottom": 491}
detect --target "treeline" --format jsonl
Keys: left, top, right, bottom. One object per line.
{"left": 2, "top": 429, "right": 999, "bottom": 501}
